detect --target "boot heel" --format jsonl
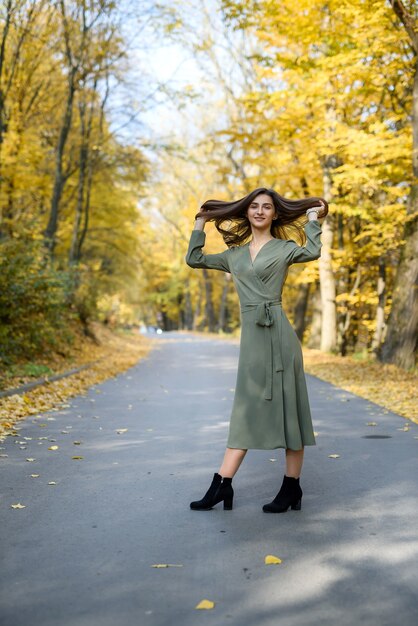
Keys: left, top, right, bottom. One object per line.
{"left": 223, "top": 497, "right": 233, "bottom": 510}
{"left": 291, "top": 498, "right": 302, "bottom": 510}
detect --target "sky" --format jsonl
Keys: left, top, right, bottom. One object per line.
{"left": 107, "top": 0, "right": 255, "bottom": 163}
{"left": 108, "top": 2, "right": 207, "bottom": 156}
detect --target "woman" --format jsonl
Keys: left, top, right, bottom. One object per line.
{"left": 185, "top": 187, "right": 328, "bottom": 513}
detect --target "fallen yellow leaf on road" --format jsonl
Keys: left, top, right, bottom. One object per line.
{"left": 328, "top": 454, "right": 340, "bottom": 458}
{"left": 48, "top": 445, "right": 59, "bottom": 450}
{"left": 48, "top": 481, "right": 57, "bottom": 485}
{"left": 265, "top": 555, "right": 282, "bottom": 565}
{"left": 195, "top": 599, "right": 215, "bottom": 609}
{"left": 116, "top": 428, "right": 128, "bottom": 434}
{"left": 26, "top": 458, "right": 36, "bottom": 462}
{"left": 30, "top": 474, "right": 40, "bottom": 478}
{"left": 72, "top": 456, "right": 84, "bottom": 460}
{"left": 366, "top": 422, "right": 378, "bottom": 426}
{"left": 11, "top": 503, "right": 26, "bottom": 509}
{"left": 73, "top": 441, "right": 82, "bottom": 445}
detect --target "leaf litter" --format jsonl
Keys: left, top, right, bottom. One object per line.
{"left": 303, "top": 348, "right": 417, "bottom": 423}
{"left": 0, "top": 324, "right": 152, "bottom": 438}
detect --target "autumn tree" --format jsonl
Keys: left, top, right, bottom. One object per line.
{"left": 379, "top": 0, "right": 418, "bottom": 369}
{"left": 0, "top": 1, "right": 149, "bottom": 362}
{"left": 44, "top": 0, "right": 124, "bottom": 257}
{"left": 220, "top": 0, "right": 412, "bottom": 360}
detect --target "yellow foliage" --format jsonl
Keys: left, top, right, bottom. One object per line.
{"left": 303, "top": 348, "right": 418, "bottom": 422}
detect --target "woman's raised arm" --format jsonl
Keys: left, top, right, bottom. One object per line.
{"left": 185, "top": 214, "right": 230, "bottom": 272}
{"left": 285, "top": 206, "right": 324, "bottom": 265}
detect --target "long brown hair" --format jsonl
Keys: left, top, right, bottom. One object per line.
{"left": 195, "top": 187, "right": 329, "bottom": 247}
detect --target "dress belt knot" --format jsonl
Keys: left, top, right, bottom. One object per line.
{"left": 241, "top": 299, "right": 283, "bottom": 401}
{"left": 254, "top": 300, "right": 277, "bottom": 327}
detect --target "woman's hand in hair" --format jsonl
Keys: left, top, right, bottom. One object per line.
{"left": 306, "top": 200, "right": 327, "bottom": 221}
{"left": 193, "top": 210, "right": 210, "bottom": 231}
{"left": 316, "top": 200, "right": 327, "bottom": 218}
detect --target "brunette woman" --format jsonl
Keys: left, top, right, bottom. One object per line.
{"left": 185, "top": 187, "right": 328, "bottom": 513}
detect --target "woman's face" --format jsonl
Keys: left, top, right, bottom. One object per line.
{"left": 246, "top": 193, "right": 278, "bottom": 231}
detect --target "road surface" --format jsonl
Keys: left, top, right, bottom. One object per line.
{"left": 1, "top": 332, "right": 417, "bottom": 626}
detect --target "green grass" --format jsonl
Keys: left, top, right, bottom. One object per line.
{"left": 5, "top": 363, "right": 53, "bottom": 379}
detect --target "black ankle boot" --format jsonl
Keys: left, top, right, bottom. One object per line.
{"left": 190, "top": 472, "right": 234, "bottom": 510}
{"left": 262, "top": 475, "right": 302, "bottom": 513}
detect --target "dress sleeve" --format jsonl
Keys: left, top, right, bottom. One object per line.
{"left": 185, "top": 229, "right": 230, "bottom": 272}
{"left": 285, "top": 220, "right": 323, "bottom": 265}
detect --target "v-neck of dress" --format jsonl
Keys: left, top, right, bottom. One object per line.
{"left": 247, "top": 238, "right": 276, "bottom": 265}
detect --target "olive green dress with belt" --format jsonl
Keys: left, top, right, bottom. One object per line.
{"left": 185, "top": 220, "right": 322, "bottom": 451}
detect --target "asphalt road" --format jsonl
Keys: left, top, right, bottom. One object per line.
{"left": 1, "top": 332, "right": 417, "bottom": 626}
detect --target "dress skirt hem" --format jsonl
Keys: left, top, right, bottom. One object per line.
{"left": 226, "top": 442, "right": 316, "bottom": 451}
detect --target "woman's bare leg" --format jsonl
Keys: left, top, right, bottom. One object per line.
{"left": 218, "top": 447, "right": 247, "bottom": 478}
{"left": 285, "top": 447, "right": 304, "bottom": 478}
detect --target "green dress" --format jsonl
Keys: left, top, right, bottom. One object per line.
{"left": 185, "top": 220, "right": 322, "bottom": 451}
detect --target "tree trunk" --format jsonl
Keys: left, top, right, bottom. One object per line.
{"left": 307, "top": 283, "right": 322, "bottom": 349}
{"left": 337, "top": 264, "right": 361, "bottom": 357}
{"left": 318, "top": 94, "right": 339, "bottom": 353}
{"left": 183, "top": 280, "right": 194, "bottom": 330}
{"left": 380, "top": 4, "right": 418, "bottom": 369}
{"left": 69, "top": 142, "right": 87, "bottom": 264}
{"left": 217, "top": 273, "right": 231, "bottom": 332}
{"left": 293, "top": 282, "right": 310, "bottom": 342}
{"left": 2, "top": 118, "right": 23, "bottom": 236}
{"left": 202, "top": 269, "right": 216, "bottom": 332}
{"left": 379, "top": 85, "right": 418, "bottom": 367}
{"left": 379, "top": 213, "right": 418, "bottom": 368}
{"left": 76, "top": 79, "right": 108, "bottom": 262}
{"left": 69, "top": 93, "right": 90, "bottom": 265}
{"left": 44, "top": 68, "right": 76, "bottom": 256}
{"left": 76, "top": 153, "right": 92, "bottom": 260}
{"left": 318, "top": 162, "right": 337, "bottom": 352}
{"left": 371, "top": 259, "right": 387, "bottom": 353}
{"left": 194, "top": 283, "right": 203, "bottom": 331}
{"left": 0, "top": 0, "right": 12, "bottom": 167}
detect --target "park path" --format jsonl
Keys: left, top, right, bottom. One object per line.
{"left": 1, "top": 332, "right": 417, "bottom": 626}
